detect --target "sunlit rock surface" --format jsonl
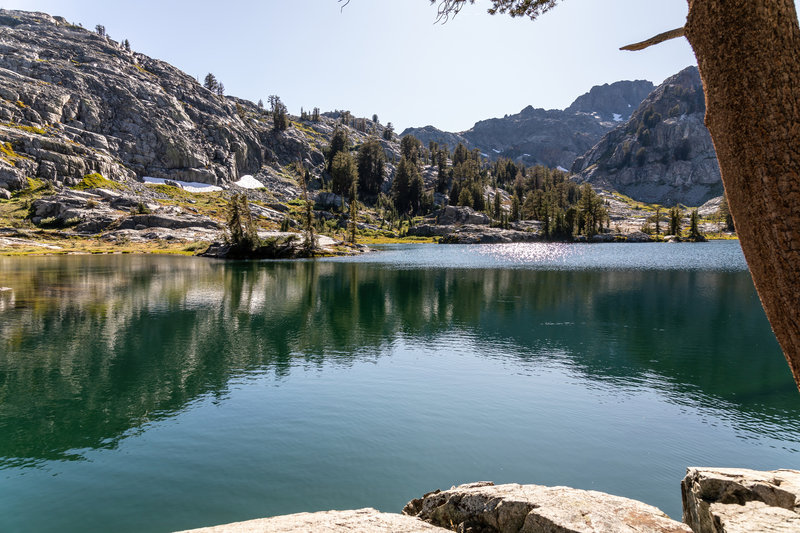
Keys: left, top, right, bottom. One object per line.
{"left": 176, "top": 508, "right": 449, "bottom": 533}
{"left": 682, "top": 468, "right": 800, "bottom": 532}
{"left": 404, "top": 482, "right": 691, "bottom": 533}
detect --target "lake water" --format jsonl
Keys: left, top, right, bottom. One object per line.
{"left": 1, "top": 242, "right": 798, "bottom": 532}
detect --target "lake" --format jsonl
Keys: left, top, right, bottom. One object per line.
{"left": 1, "top": 242, "right": 798, "bottom": 532}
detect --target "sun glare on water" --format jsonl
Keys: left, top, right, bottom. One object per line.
{"left": 475, "top": 243, "right": 580, "bottom": 265}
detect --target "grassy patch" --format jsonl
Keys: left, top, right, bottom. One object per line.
{"left": 359, "top": 235, "right": 435, "bottom": 244}
{"left": 0, "top": 232, "right": 212, "bottom": 256}
{"left": 609, "top": 191, "right": 660, "bottom": 212}
{"left": 73, "top": 173, "right": 126, "bottom": 191}
{"left": 3, "top": 122, "right": 47, "bottom": 135}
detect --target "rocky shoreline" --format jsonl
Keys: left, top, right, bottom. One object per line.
{"left": 178, "top": 468, "right": 800, "bottom": 533}
{"left": 406, "top": 206, "right": 715, "bottom": 245}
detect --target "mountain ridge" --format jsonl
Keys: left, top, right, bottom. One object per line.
{"left": 401, "top": 79, "right": 654, "bottom": 169}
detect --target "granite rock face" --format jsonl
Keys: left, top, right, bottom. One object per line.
{"left": 0, "top": 10, "right": 401, "bottom": 196}
{"left": 176, "top": 508, "right": 449, "bottom": 533}
{"left": 681, "top": 467, "right": 800, "bottom": 533}
{"left": 404, "top": 482, "right": 692, "bottom": 533}
{"left": 572, "top": 67, "right": 721, "bottom": 206}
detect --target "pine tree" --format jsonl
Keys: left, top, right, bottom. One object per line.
{"left": 511, "top": 193, "right": 521, "bottom": 221}
{"left": 348, "top": 177, "right": 359, "bottom": 243}
{"left": 392, "top": 157, "right": 422, "bottom": 214}
{"left": 577, "top": 183, "right": 605, "bottom": 237}
{"left": 689, "top": 209, "right": 703, "bottom": 240}
{"left": 269, "top": 95, "right": 289, "bottom": 131}
{"left": 226, "top": 193, "right": 259, "bottom": 253}
{"left": 401, "top": 135, "right": 422, "bottom": 165}
{"left": 123, "top": 39, "right": 131, "bottom": 51}
{"left": 326, "top": 128, "right": 350, "bottom": 175}
{"left": 203, "top": 73, "right": 219, "bottom": 93}
{"left": 654, "top": 207, "right": 662, "bottom": 235}
{"left": 457, "top": 186, "right": 473, "bottom": 208}
{"left": 95, "top": 24, "right": 106, "bottom": 36}
{"left": 299, "top": 167, "right": 316, "bottom": 255}
{"left": 669, "top": 206, "right": 682, "bottom": 236}
{"left": 453, "top": 143, "right": 469, "bottom": 167}
{"left": 383, "top": 122, "right": 394, "bottom": 141}
{"left": 331, "top": 151, "right": 358, "bottom": 197}
{"left": 356, "top": 138, "right": 386, "bottom": 197}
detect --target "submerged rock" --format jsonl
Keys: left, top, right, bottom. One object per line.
{"left": 681, "top": 467, "right": 800, "bottom": 533}
{"left": 404, "top": 482, "right": 691, "bottom": 533}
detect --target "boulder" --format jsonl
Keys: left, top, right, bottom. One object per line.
{"left": 116, "top": 213, "right": 220, "bottom": 231}
{"left": 436, "top": 205, "right": 490, "bottom": 226}
{"left": 0, "top": 162, "right": 27, "bottom": 190}
{"left": 407, "top": 224, "right": 453, "bottom": 237}
{"left": 681, "top": 467, "right": 800, "bottom": 533}
{"left": 405, "top": 482, "right": 691, "bottom": 533}
{"left": 625, "top": 231, "right": 653, "bottom": 242}
{"left": 176, "top": 508, "right": 449, "bottom": 533}
{"left": 315, "top": 191, "right": 345, "bottom": 210}
{"left": 438, "top": 225, "right": 540, "bottom": 244}
{"left": 591, "top": 233, "right": 616, "bottom": 242}
{"left": 0, "top": 187, "right": 10, "bottom": 200}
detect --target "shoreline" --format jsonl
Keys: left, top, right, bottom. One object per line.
{"left": 0, "top": 233, "right": 739, "bottom": 257}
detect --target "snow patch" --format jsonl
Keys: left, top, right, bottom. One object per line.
{"left": 143, "top": 176, "right": 223, "bottom": 193}
{"left": 492, "top": 148, "right": 502, "bottom": 154}
{"left": 523, "top": 154, "right": 532, "bottom": 157}
{"left": 234, "top": 175, "right": 265, "bottom": 189}
{"left": 480, "top": 152, "right": 489, "bottom": 158}
{"left": 613, "top": 113, "right": 623, "bottom": 122}
{"left": 556, "top": 166, "right": 569, "bottom": 173}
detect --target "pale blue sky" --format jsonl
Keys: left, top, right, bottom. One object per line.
{"left": 6, "top": 0, "right": 698, "bottom": 132}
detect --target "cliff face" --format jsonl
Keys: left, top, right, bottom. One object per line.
{"left": 0, "top": 10, "right": 398, "bottom": 195}
{"left": 572, "top": 67, "right": 722, "bottom": 206}
{"left": 401, "top": 80, "right": 654, "bottom": 169}
{"left": 0, "top": 10, "right": 267, "bottom": 188}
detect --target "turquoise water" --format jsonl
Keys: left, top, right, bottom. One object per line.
{"left": 0, "top": 242, "right": 797, "bottom": 532}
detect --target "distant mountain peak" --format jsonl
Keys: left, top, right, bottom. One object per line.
{"left": 401, "top": 78, "right": 654, "bottom": 168}
{"left": 565, "top": 79, "right": 655, "bottom": 123}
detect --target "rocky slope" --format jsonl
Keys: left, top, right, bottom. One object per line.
{"left": 572, "top": 66, "right": 722, "bottom": 206}
{"left": 401, "top": 79, "right": 653, "bottom": 169}
{"left": 0, "top": 9, "right": 399, "bottom": 196}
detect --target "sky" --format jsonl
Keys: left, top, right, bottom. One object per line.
{"left": 4, "top": 0, "right": 698, "bottom": 132}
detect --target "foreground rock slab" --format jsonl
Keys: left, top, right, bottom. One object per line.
{"left": 176, "top": 508, "right": 448, "bottom": 533}
{"left": 404, "top": 482, "right": 691, "bottom": 533}
{"left": 681, "top": 467, "right": 800, "bottom": 532}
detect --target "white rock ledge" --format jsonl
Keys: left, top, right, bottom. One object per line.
{"left": 176, "top": 508, "right": 449, "bottom": 533}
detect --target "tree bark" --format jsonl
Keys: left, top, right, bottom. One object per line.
{"left": 684, "top": 0, "right": 800, "bottom": 391}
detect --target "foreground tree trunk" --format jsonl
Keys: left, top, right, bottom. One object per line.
{"left": 685, "top": 0, "right": 800, "bottom": 391}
